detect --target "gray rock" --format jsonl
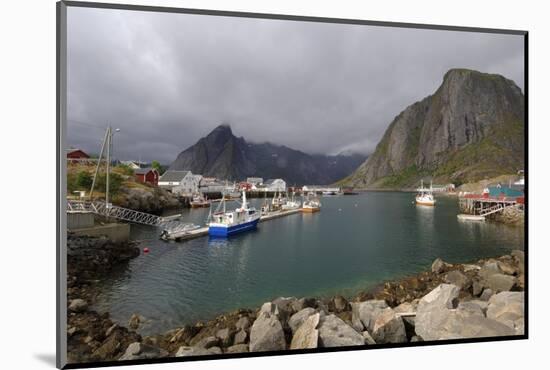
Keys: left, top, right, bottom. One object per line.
{"left": 485, "top": 274, "right": 516, "bottom": 293}
{"left": 249, "top": 306, "right": 286, "bottom": 352}
{"left": 317, "top": 313, "right": 364, "bottom": 347}
{"left": 288, "top": 307, "right": 316, "bottom": 334}
{"left": 511, "top": 250, "right": 524, "bottom": 268}
{"left": 362, "top": 331, "right": 376, "bottom": 345}
{"left": 480, "top": 288, "right": 494, "bottom": 301}
{"left": 410, "top": 336, "right": 422, "bottom": 342}
{"left": 105, "top": 323, "right": 118, "bottom": 337}
{"left": 128, "top": 314, "right": 145, "bottom": 330}
{"left": 463, "top": 264, "right": 481, "bottom": 272}
{"left": 119, "top": 342, "right": 167, "bottom": 361}
{"left": 479, "top": 261, "right": 502, "bottom": 280}
{"left": 444, "top": 270, "right": 470, "bottom": 290}
{"left": 197, "top": 336, "right": 220, "bottom": 349}
{"left": 272, "top": 297, "right": 297, "bottom": 322}
{"left": 235, "top": 316, "right": 251, "bottom": 331}
{"left": 175, "top": 346, "right": 221, "bottom": 357}
{"left": 226, "top": 344, "right": 249, "bottom": 353}
{"left": 431, "top": 258, "right": 448, "bottom": 274}
{"left": 497, "top": 261, "right": 517, "bottom": 276}
{"left": 234, "top": 329, "right": 248, "bottom": 345}
{"left": 291, "top": 297, "right": 317, "bottom": 312}
{"left": 467, "top": 300, "right": 489, "bottom": 315}
{"left": 68, "top": 299, "right": 88, "bottom": 313}
{"left": 456, "top": 302, "right": 485, "bottom": 318}
{"left": 290, "top": 313, "right": 320, "bottom": 349}
{"left": 472, "top": 280, "right": 484, "bottom": 296}
{"left": 487, "top": 292, "right": 524, "bottom": 332}
{"left": 415, "top": 284, "right": 460, "bottom": 340}
{"left": 416, "top": 284, "right": 514, "bottom": 340}
{"left": 216, "top": 328, "right": 234, "bottom": 347}
{"left": 351, "top": 300, "right": 389, "bottom": 332}
{"left": 371, "top": 308, "right": 407, "bottom": 344}
{"left": 330, "top": 295, "right": 350, "bottom": 313}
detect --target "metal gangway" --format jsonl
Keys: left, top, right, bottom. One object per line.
{"left": 477, "top": 203, "right": 516, "bottom": 217}
{"left": 66, "top": 200, "right": 196, "bottom": 232}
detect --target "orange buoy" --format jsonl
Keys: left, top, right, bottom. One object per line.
{"left": 143, "top": 247, "right": 150, "bottom": 253}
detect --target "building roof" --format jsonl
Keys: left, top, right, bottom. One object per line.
{"left": 135, "top": 167, "right": 157, "bottom": 175}
{"left": 159, "top": 170, "right": 190, "bottom": 182}
{"left": 264, "top": 179, "right": 284, "bottom": 185}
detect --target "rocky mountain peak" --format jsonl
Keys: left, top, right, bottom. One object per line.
{"left": 339, "top": 69, "right": 524, "bottom": 188}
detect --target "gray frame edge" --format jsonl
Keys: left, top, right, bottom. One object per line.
{"left": 57, "top": 1, "right": 68, "bottom": 368}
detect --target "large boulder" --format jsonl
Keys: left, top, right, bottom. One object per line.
{"left": 416, "top": 284, "right": 514, "bottom": 340}
{"left": 175, "top": 346, "right": 222, "bottom": 357}
{"left": 216, "top": 328, "right": 235, "bottom": 347}
{"left": 233, "top": 329, "right": 248, "bottom": 345}
{"left": 288, "top": 308, "right": 316, "bottom": 334}
{"left": 479, "top": 261, "right": 502, "bottom": 280}
{"left": 329, "top": 296, "right": 350, "bottom": 313}
{"left": 119, "top": 342, "right": 167, "bottom": 361}
{"left": 317, "top": 313, "right": 364, "bottom": 347}
{"left": 487, "top": 292, "right": 524, "bottom": 334}
{"left": 291, "top": 297, "right": 317, "bottom": 312}
{"left": 431, "top": 258, "right": 449, "bottom": 274}
{"left": 444, "top": 270, "right": 471, "bottom": 290}
{"left": 272, "top": 297, "right": 297, "bottom": 323}
{"left": 484, "top": 274, "right": 517, "bottom": 293}
{"left": 249, "top": 304, "right": 286, "bottom": 352}
{"left": 235, "top": 316, "right": 251, "bottom": 331}
{"left": 351, "top": 300, "right": 389, "bottom": 332}
{"left": 371, "top": 308, "right": 407, "bottom": 344}
{"left": 290, "top": 313, "right": 320, "bottom": 349}
{"left": 415, "top": 284, "right": 460, "bottom": 340}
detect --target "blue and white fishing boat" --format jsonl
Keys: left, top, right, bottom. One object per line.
{"left": 208, "top": 190, "right": 260, "bottom": 237}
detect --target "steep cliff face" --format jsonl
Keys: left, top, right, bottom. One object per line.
{"left": 168, "top": 125, "right": 366, "bottom": 185}
{"left": 341, "top": 69, "right": 524, "bottom": 188}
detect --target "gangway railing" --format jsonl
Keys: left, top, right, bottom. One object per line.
{"left": 67, "top": 200, "right": 196, "bottom": 231}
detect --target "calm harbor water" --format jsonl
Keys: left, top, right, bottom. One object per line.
{"left": 94, "top": 192, "right": 524, "bottom": 335}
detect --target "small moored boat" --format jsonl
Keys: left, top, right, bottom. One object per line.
{"left": 415, "top": 180, "right": 436, "bottom": 206}
{"left": 190, "top": 193, "right": 210, "bottom": 208}
{"left": 302, "top": 193, "right": 321, "bottom": 213}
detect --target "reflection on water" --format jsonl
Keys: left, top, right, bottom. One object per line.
{"left": 94, "top": 193, "right": 524, "bottom": 335}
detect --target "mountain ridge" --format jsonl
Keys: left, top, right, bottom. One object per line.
{"left": 168, "top": 125, "right": 366, "bottom": 185}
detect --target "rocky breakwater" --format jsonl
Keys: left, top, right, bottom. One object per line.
{"left": 67, "top": 235, "right": 142, "bottom": 363}
{"left": 115, "top": 186, "right": 182, "bottom": 214}
{"left": 67, "top": 251, "right": 525, "bottom": 363}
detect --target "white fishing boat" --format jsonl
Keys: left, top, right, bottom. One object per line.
{"left": 302, "top": 193, "right": 321, "bottom": 213}
{"left": 208, "top": 190, "right": 260, "bottom": 237}
{"left": 190, "top": 193, "right": 210, "bottom": 208}
{"left": 281, "top": 192, "right": 300, "bottom": 210}
{"left": 415, "top": 180, "right": 436, "bottom": 206}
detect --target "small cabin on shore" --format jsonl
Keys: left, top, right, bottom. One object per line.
{"left": 135, "top": 167, "right": 159, "bottom": 186}
{"left": 66, "top": 148, "right": 90, "bottom": 162}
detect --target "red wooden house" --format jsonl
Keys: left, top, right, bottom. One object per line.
{"left": 67, "top": 148, "right": 90, "bottom": 162}
{"left": 135, "top": 168, "right": 159, "bottom": 186}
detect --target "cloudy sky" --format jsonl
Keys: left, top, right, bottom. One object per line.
{"left": 67, "top": 6, "right": 524, "bottom": 164}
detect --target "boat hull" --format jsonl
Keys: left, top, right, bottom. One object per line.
{"left": 190, "top": 202, "right": 210, "bottom": 208}
{"left": 208, "top": 218, "right": 260, "bottom": 237}
{"left": 301, "top": 207, "right": 320, "bottom": 213}
{"left": 416, "top": 200, "right": 435, "bottom": 206}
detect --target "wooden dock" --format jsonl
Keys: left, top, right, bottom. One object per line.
{"left": 166, "top": 208, "right": 302, "bottom": 242}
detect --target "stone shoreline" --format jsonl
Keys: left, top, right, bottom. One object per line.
{"left": 66, "top": 235, "right": 525, "bottom": 364}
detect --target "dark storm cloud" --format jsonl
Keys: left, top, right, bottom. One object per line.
{"left": 67, "top": 7, "right": 524, "bottom": 164}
